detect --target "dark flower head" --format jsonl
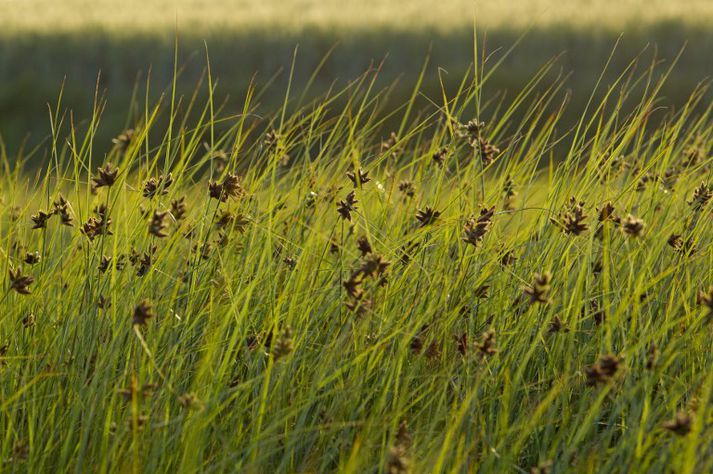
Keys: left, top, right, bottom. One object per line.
{"left": 143, "top": 173, "right": 174, "bottom": 199}
{"left": 132, "top": 299, "right": 155, "bottom": 326}
{"left": 91, "top": 163, "right": 119, "bottom": 189}
{"left": 337, "top": 191, "right": 359, "bottom": 221}
{"left": 463, "top": 206, "right": 495, "bottom": 246}
{"left": 622, "top": 215, "right": 645, "bottom": 237}
{"left": 170, "top": 197, "right": 187, "bottom": 221}
{"left": 663, "top": 411, "right": 693, "bottom": 436}
{"left": 148, "top": 210, "right": 169, "bottom": 238}
{"left": 398, "top": 180, "right": 416, "bottom": 198}
{"left": 9, "top": 267, "right": 34, "bottom": 295}
{"left": 688, "top": 182, "right": 713, "bottom": 211}
{"left": 31, "top": 210, "right": 52, "bottom": 230}
{"left": 432, "top": 147, "right": 449, "bottom": 167}
{"left": 550, "top": 197, "right": 589, "bottom": 236}
{"left": 346, "top": 168, "right": 371, "bottom": 188}
{"left": 112, "top": 129, "right": 135, "bottom": 152}
{"left": 415, "top": 207, "right": 441, "bottom": 227}
{"left": 585, "top": 354, "right": 622, "bottom": 386}
{"left": 522, "top": 271, "right": 552, "bottom": 305}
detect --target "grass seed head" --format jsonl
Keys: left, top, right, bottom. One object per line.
{"left": 387, "top": 445, "right": 411, "bottom": 474}
{"left": 357, "top": 235, "right": 372, "bottom": 256}
{"left": 272, "top": 326, "right": 294, "bottom": 360}
{"left": 662, "top": 411, "right": 693, "bottom": 436}
{"left": 547, "top": 316, "right": 569, "bottom": 334}
{"left": 209, "top": 173, "right": 244, "bottom": 202}
{"left": 432, "top": 147, "right": 448, "bottom": 167}
{"left": 585, "top": 354, "right": 622, "bottom": 386}
{"left": 688, "top": 182, "right": 713, "bottom": 211}
{"left": 52, "top": 194, "right": 74, "bottom": 226}
{"left": 9, "top": 267, "right": 33, "bottom": 295}
{"left": 336, "top": 190, "right": 359, "bottom": 221}
{"left": 112, "top": 129, "right": 134, "bottom": 152}
{"left": 23, "top": 251, "right": 41, "bottom": 265}
{"left": 478, "top": 137, "right": 500, "bottom": 166}
{"left": 398, "top": 180, "right": 416, "bottom": 198}
{"left": 551, "top": 197, "right": 589, "bottom": 236}
{"left": 132, "top": 299, "right": 155, "bottom": 326}
{"left": 346, "top": 167, "right": 370, "bottom": 188}
{"left": 31, "top": 210, "right": 52, "bottom": 229}
{"left": 475, "top": 329, "right": 498, "bottom": 359}
{"left": 523, "top": 271, "right": 553, "bottom": 305}
{"left": 148, "top": 210, "right": 169, "bottom": 238}
{"left": 621, "top": 214, "right": 645, "bottom": 237}
{"left": 415, "top": 206, "right": 441, "bottom": 227}
{"left": 462, "top": 206, "right": 495, "bottom": 246}
{"left": 91, "top": 163, "right": 119, "bottom": 189}
{"left": 696, "top": 286, "right": 713, "bottom": 317}
{"left": 143, "top": 173, "right": 174, "bottom": 199}
{"left": 503, "top": 175, "right": 517, "bottom": 210}
{"left": 170, "top": 197, "right": 187, "bottom": 221}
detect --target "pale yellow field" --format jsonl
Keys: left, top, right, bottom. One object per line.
{"left": 2, "top": 0, "right": 712, "bottom": 35}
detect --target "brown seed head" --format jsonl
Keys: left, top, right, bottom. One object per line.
{"left": 148, "top": 210, "right": 169, "bottom": 238}
{"left": 387, "top": 445, "right": 411, "bottom": 474}
{"left": 462, "top": 206, "right": 495, "bottom": 246}
{"left": 622, "top": 215, "right": 645, "bottom": 237}
{"left": 336, "top": 191, "right": 359, "bottom": 221}
{"left": 170, "top": 197, "right": 187, "bottom": 222}
{"left": 697, "top": 286, "right": 713, "bottom": 317}
{"left": 91, "top": 163, "right": 119, "bottom": 189}
{"left": 688, "top": 182, "right": 713, "bottom": 211}
{"left": 346, "top": 168, "right": 371, "bottom": 188}
{"left": 550, "top": 197, "right": 589, "bottom": 236}
{"left": 23, "top": 251, "right": 41, "bottom": 265}
{"left": 585, "top": 354, "right": 622, "bottom": 386}
{"left": 143, "top": 173, "right": 174, "bottom": 199}
{"left": 209, "top": 173, "right": 244, "bottom": 202}
{"left": 112, "top": 129, "right": 134, "bottom": 151}
{"left": 478, "top": 137, "right": 500, "bottom": 166}
{"left": 9, "top": 267, "right": 33, "bottom": 295}
{"left": 432, "top": 147, "right": 449, "bottom": 167}
{"left": 31, "top": 210, "right": 52, "bottom": 230}
{"left": 132, "top": 299, "right": 155, "bottom": 326}
{"left": 475, "top": 329, "right": 498, "bottom": 359}
{"left": 358, "top": 254, "right": 391, "bottom": 279}
{"left": 663, "top": 411, "right": 693, "bottom": 436}
{"left": 398, "top": 180, "right": 416, "bottom": 198}
{"left": 52, "top": 194, "right": 74, "bottom": 226}
{"left": 415, "top": 206, "right": 441, "bottom": 227}
{"left": 356, "top": 235, "right": 372, "bottom": 257}
{"left": 503, "top": 176, "right": 517, "bottom": 210}
{"left": 522, "top": 271, "right": 553, "bottom": 305}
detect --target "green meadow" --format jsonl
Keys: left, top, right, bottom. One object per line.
{"left": 1, "top": 1, "right": 713, "bottom": 473}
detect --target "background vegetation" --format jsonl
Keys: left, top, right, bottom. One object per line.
{"left": 1, "top": 0, "right": 713, "bottom": 153}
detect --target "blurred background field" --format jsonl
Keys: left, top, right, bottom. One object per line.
{"left": 1, "top": 0, "right": 712, "bottom": 154}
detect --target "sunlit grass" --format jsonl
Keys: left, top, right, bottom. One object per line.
{"left": 0, "top": 47, "right": 712, "bottom": 472}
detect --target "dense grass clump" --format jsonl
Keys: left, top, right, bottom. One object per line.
{"left": 1, "top": 54, "right": 713, "bottom": 473}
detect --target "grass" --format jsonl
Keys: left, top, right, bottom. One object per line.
{"left": 1, "top": 44, "right": 713, "bottom": 473}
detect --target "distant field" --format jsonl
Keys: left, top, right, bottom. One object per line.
{"left": 3, "top": 0, "right": 713, "bottom": 33}
{"left": 0, "top": 0, "right": 712, "bottom": 152}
